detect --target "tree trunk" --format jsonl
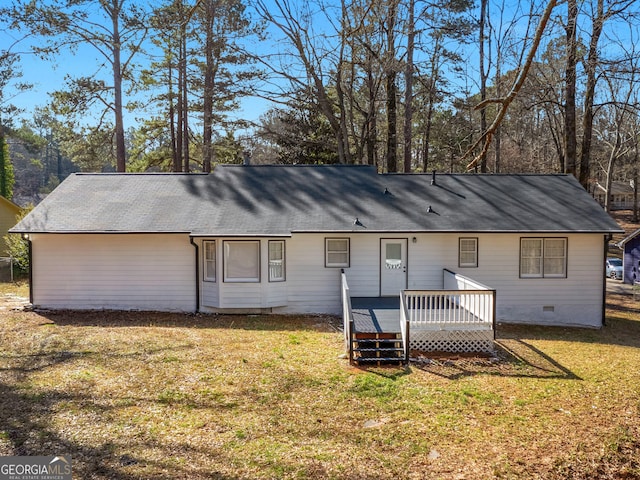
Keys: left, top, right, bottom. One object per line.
{"left": 176, "top": 57, "right": 184, "bottom": 171}
{"left": 564, "top": 0, "right": 577, "bottom": 177}
{"left": 579, "top": 0, "right": 604, "bottom": 188}
{"left": 202, "top": 0, "right": 215, "bottom": 173}
{"left": 385, "top": 0, "right": 398, "bottom": 173}
{"left": 479, "top": 0, "right": 488, "bottom": 172}
{"left": 604, "top": 133, "right": 623, "bottom": 214}
{"left": 176, "top": 2, "right": 185, "bottom": 173}
{"left": 181, "top": 18, "right": 190, "bottom": 173}
{"left": 337, "top": 0, "right": 351, "bottom": 164}
{"left": 422, "top": 37, "right": 441, "bottom": 173}
{"left": 111, "top": 2, "right": 126, "bottom": 172}
{"left": 366, "top": 51, "right": 377, "bottom": 167}
{"left": 422, "top": 128, "right": 429, "bottom": 173}
{"left": 403, "top": 0, "right": 415, "bottom": 173}
{"left": 494, "top": 18, "right": 502, "bottom": 173}
{"left": 169, "top": 61, "right": 180, "bottom": 172}
{"left": 386, "top": 73, "right": 397, "bottom": 173}
{"left": 633, "top": 145, "right": 639, "bottom": 222}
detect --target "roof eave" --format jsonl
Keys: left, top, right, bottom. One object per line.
{"left": 10, "top": 230, "right": 193, "bottom": 235}
{"left": 617, "top": 228, "right": 640, "bottom": 247}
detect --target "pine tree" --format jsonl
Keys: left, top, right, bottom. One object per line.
{"left": 0, "top": 132, "right": 14, "bottom": 199}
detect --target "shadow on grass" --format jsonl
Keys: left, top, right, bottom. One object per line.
{"left": 33, "top": 310, "right": 341, "bottom": 333}
{"left": 0, "top": 350, "right": 248, "bottom": 480}
{"left": 497, "top": 315, "right": 640, "bottom": 350}
{"left": 411, "top": 337, "right": 582, "bottom": 381}
{"left": 0, "top": 344, "right": 195, "bottom": 375}
{"left": 412, "top": 296, "right": 640, "bottom": 381}
{"left": 349, "top": 364, "right": 413, "bottom": 380}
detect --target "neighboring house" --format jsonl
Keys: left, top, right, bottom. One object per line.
{"left": 593, "top": 180, "right": 637, "bottom": 210}
{"left": 11, "top": 165, "right": 623, "bottom": 328}
{"left": 0, "top": 195, "right": 21, "bottom": 256}
{"left": 617, "top": 228, "right": 640, "bottom": 285}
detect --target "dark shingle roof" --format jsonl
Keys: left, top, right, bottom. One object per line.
{"left": 11, "top": 165, "right": 623, "bottom": 235}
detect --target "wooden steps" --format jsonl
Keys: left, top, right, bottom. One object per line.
{"left": 351, "top": 332, "right": 405, "bottom": 366}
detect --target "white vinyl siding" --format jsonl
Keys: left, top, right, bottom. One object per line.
{"left": 224, "top": 240, "right": 260, "bottom": 282}
{"left": 30, "top": 231, "right": 604, "bottom": 328}
{"left": 459, "top": 238, "right": 478, "bottom": 268}
{"left": 279, "top": 232, "right": 603, "bottom": 327}
{"left": 325, "top": 238, "right": 349, "bottom": 267}
{"left": 268, "top": 240, "right": 285, "bottom": 282}
{"left": 520, "top": 238, "right": 567, "bottom": 278}
{"left": 203, "top": 240, "right": 216, "bottom": 281}
{"left": 31, "top": 233, "right": 195, "bottom": 311}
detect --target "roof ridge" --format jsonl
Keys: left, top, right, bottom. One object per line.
{"left": 381, "top": 172, "right": 570, "bottom": 177}
{"left": 73, "top": 172, "right": 209, "bottom": 176}
{"left": 218, "top": 164, "right": 375, "bottom": 168}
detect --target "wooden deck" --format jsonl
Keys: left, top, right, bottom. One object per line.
{"left": 351, "top": 297, "right": 401, "bottom": 333}
{"left": 343, "top": 271, "right": 496, "bottom": 361}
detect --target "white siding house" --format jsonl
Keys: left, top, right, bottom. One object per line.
{"left": 12, "top": 165, "right": 622, "bottom": 328}
{"left": 192, "top": 232, "right": 605, "bottom": 327}
{"left": 32, "top": 234, "right": 195, "bottom": 311}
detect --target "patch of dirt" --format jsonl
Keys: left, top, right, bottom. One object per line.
{"left": 0, "top": 293, "right": 30, "bottom": 312}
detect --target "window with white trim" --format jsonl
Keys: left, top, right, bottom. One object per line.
{"left": 325, "top": 238, "right": 350, "bottom": 268}
{"left": 520, "top": 238, "right": 567, "bottom": 278}
{"left": 459, "top": 237, "right": 478, "bottom": 268}
{"left": 224, "top": 240, "right": 260, "bottom": 282}
{"left": 268, "top": 240, "right": 285, "bottom": 282}
{"left": 203, "top": 240, "right": 216, "bottom": 281}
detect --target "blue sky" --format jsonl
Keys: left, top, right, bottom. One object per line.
{"left": 0, "top": 9, "right": 274, "bottom": 132}
{"left": 0, "top": 0, "right": 475, "bottom": 133}
{"left": 4, "top": 0, "right": 630, "bottom": 137}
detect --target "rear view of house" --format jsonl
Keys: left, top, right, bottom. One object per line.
{"left": 11, "top": 165, "right": 622, "bottom": 329}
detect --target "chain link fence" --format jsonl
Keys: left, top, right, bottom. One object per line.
{"left": 0, "top": 257, "right": 15, "bottom": 282}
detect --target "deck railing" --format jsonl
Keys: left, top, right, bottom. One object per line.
{"left": 399, "top": 290, "right": 411, "bottom": 363}
{"left": 403, "top": 271, "right": 495, "bottom": 353}
{"left": 340, "top": 270, "right": 354, "bottom": 360}
{"left": 404, "top": 270, "right": 495, "bottom": 331}
{"left": 404, "top": 289, "right": 494, "bottom": 327}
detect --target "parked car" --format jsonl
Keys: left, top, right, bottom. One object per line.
{"left": 606, "top": 257, "right": 623, "bottom": 279}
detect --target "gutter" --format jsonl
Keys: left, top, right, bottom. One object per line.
{"left": 189, "top": 237, "right": 200, "bottom": 313}
{"left": 603, "top": 234, "right": 613, "bottom": 327}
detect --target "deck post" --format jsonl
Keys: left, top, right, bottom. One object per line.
{"left": 492, "top": 289, "right": 497, "bottom": 340}
{"left": 341, "top": 269, "right": 355, "bottom": 364}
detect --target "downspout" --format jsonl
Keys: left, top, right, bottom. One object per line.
{"left": 25, "top": 234, "right": 33, "bottom": 304}
{"left": 190, "top": 237, "right": 200, "bottom": 313}
{"left": 602, "top": 234, "right": 612, "bottom": 327}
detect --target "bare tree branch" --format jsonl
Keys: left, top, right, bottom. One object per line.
{"left": 463, "top": 0, "right": 558, "bottom": 171}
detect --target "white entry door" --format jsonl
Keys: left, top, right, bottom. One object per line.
{"left": 380, "top": 239, "right": 407, "bottom": 296}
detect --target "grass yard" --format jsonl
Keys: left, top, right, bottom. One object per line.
{"left": 0, "top": 288, "right": 639, "bottom": 479}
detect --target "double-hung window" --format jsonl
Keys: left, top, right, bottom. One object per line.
{"left": 520, "top": 238, "right": 567, "bottom": 278}
{"left": 268, "top": 240, "right": 286, "bottom": 282}
{"left": 459, "top": 238, "right": 478, "bottom": 268}
{"left": 203, "top": 240, "right": 216, "bottom": 282}
{"left": 325, "top": 238, "right": 350, "bottom": 268}
{"left": 224, "top": 240, "right": 260, "bottom": 282}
